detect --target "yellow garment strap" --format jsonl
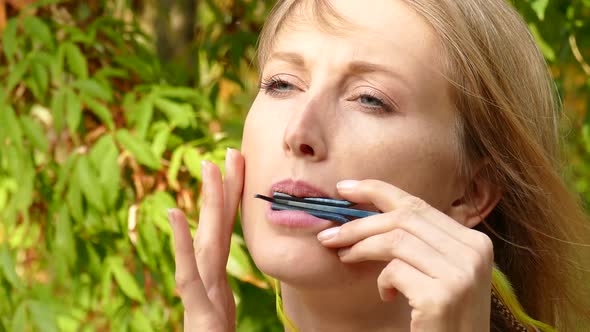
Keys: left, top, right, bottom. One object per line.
{"left": 272, "top": 267, "right": 556, "bottom": 332}
{"left": 491, "top": 267, "right": 556, "bottom": 332}
{"left": 273, "top": 278, "right": 299, "bottom": 332}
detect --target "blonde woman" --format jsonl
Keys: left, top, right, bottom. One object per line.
{"left": 167, "top": 0, "right": 590, "bottom": 331}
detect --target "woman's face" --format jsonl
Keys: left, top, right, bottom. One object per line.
{"left": 241, "top": 0, "right": 464, "bottom": 287}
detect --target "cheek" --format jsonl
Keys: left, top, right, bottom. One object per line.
{"left": 340, "top": 122, "right": 461, "bottom": 207}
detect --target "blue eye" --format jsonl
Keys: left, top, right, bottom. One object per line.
{"left": 352, "top": 91, "right": 395, "bottom": 114}
{"left": 260, "top": 77, "right": 295, "bottom": 95}
{"left": 360, "top": 94, "right": 385, "bottom": 107}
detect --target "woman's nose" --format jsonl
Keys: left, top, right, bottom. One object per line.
{"left": 282, "top": 100, "right": 328, "bottom": 161}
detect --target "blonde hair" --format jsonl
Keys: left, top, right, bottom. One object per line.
{"left": 256, "top": 0, "right": 590, "bottom": 331}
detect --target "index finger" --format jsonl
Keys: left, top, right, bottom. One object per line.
{"left": 168, "top": 208, "right": 213, "bottom": 312}
{"left": 336, "top": 179, "right": 468, "bottom": 233}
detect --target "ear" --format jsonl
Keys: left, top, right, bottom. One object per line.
{"left": 447, "top": 162, "right": 503, "bottom": 228}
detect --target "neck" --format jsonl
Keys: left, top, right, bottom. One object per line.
{"left": 280, "top": 280, "right": 412, "bottom": 332}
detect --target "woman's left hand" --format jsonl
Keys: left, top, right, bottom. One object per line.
{"left": 317, "top": 179, "right": 494, "bottom": 332}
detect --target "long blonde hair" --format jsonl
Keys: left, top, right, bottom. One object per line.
{"left": 256, "top": 0, "right": 590, "bottom": 331}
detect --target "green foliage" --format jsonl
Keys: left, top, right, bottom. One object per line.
{"left": 0, "top": 1, "right": 278, "bottom": 331}
{"left": 0, "top": 0, "right": 588, "bottom": 331}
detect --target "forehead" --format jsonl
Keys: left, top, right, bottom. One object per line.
{"left": 268, "top": 0, "right": 446, "bottom": 83}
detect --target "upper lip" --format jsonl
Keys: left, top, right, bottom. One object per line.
{"left": 269, "top": 179, "right": 333, "bottom": 198}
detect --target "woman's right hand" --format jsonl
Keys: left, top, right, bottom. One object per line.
{"left": 167, "top": 148, "right": 245, "bottom": 332}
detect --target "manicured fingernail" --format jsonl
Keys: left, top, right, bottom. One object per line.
{"left": 337, "top": 248, "right": 350, "bottom": 257}
{"left": 337, "top": 180, "right": 359, "bottom": 191}
{"left": 317, "top": 227, "right": 340, "bottom": 241}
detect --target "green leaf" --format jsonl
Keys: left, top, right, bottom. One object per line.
{"left": 528, "top": 23, "right": 555, "bottom": 61}
{"left": 109, "top": 257, "right": 145, "bottom": 303}
{"left": 167, "top": 146, "right": 185, "bottom": 190}
{"left": 183, "top": 148, "right": 203, "bottom": 180}
{"left": 29, "top": 300, "right": 58, "bottom": 332}
{"left": 76, "top": 156, "right": 106, "bottom": 213}
{"left": 23, "top": 16, "right": 54, "bottom": 49}
{"left": 0, "top": 244, "right": 23, "bottom": 290}
{"left": 89, "top": 135, "right": 120, "bottom": 209}
{"left": 65, "top": 88, "right": 82, "bottom": 132}
{"left": 6, "top": 57, "right": 30, "bottom": 92}
{"left": 63, "top": 43, "right": 88, "bottom": 79}
{"left": 20, "top": 115, "right": 49, "bottom": 152}
{"left": 32, "top": 62, "right": 49, "bottom": 96}
{"left": 134, "top": 96, "right": 154, "bottom": 139}
{"left": 73, "top": 79, "right": 112, "bottom": 102}
{"left": 54, "top": 205, "right": 76, "bottom": 267}
{"left": 153, "top": 97, "right": 195, "bottom": 128}
{"left": 11, "top": 301, "right": 27, "bottom": 332}
{"left": 2, "top": 19, "right": 18, "bottom": 61}
{"left": 50, "top": 89, "right": 66, "bottom": 133}
{"left": 530, "top": 0, "right": 549, "bottom": 21}
{"left": 151, "top": 126, "right": 171, "bottom": 159}
{"left": 116, "top": 129, "right": 161, "bottom": 170}
{"left": 227, "top": 234, "right": 266, "bottom": 288}
{"left": 83, "top": 96, "right": 115, "bottom": 130}
{"left": 131, "top": 310, "right": 155, "bottom": 332}
{"left": 0, "top": 105, "right": 23, "bottom": 148}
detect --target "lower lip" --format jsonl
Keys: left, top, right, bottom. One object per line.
{"left": 266, "top": 205, "right": 333, "bottom": 228}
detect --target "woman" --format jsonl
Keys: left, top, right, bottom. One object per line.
{"left": 167, "top": 0, "right": 590, "bottom": 331}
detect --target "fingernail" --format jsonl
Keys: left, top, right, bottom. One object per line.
{"left": 167, "top": 208, "right": 177, "bottom": 225}
{"left": 337, "top": 180, "right": 359, "bottom": 191}
{"left": 338, "top": 248, "right": 350, "bottom": 257}
{"left": 317, "top": 227, "right": 340, "bottom": 241}
{"left": 226, "top": 147, "right": 232, "bottom": 160}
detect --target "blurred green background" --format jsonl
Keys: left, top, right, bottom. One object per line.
{"left": 0, "top": 0, "right": 588, "bottom": 331}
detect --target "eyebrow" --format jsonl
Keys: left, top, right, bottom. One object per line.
{"left": 267, "top": 51, "right": 410, "bottom": 88}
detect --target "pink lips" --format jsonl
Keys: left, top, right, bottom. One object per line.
{"left": 264, "top": 179, "right": 336, "bottom": 228}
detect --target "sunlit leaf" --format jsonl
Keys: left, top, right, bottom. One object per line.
{"left": 151, "top": 126, "right": 171, "bottom": 159}
{"left": 116, "top": 129, "right": 161, "bottom": 169}
{"left": 153, "top": 97, "right": 195, "bottom": 128}
{"left": 530, "top": 0, "right": 549, "bottom": 21}
{"left": 183, "top": 148, "right": 203, "bottom": 180}
{"left": 528, "top": 23, "right": 555, "bottom": 61}
{"left": 228, "top": 234, "right": 267, "bottom": 289}
{"left": 167, "top": 146, "right": 185, "bottom": 190}
{"left": 131, "top": 309, "right": 155, "bottom": 332}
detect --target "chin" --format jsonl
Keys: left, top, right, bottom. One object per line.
{"left": 242, "top": 226, "right": 342, "bottom": 288}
